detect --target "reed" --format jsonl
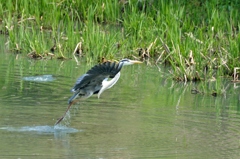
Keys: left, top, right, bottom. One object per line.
{"left": 0, "top": 0, "right": 239, "bottom": 82}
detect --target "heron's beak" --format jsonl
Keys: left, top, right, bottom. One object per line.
{"left": 130, "top": 60, "right": 143, "bottom": 64}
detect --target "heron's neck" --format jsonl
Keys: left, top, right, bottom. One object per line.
{"left": 117, "top": 62, "right": 124, "bottom": 70}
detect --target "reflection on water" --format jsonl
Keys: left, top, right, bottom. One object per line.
{"left": 0, "top": 52, "right": 240, "bottom": 159}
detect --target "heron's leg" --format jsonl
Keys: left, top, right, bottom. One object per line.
{"left": 55, "top": 92, "right": 93, "bottom": 125}
{"left": 68, "top": 90, "right": 80, "bottom": 104}
{"left": 54, "top": 99, "right": 80, "bottom": 125}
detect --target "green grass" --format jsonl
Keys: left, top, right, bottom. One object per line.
{"left": 0, "top": 0, "right": 239, "bottom": 82}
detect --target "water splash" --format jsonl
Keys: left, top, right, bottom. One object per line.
{"left": 0, "top": 125, "right": 79, "bottom": 134}
{"left": 22, "top": 75, "right": 56, "bottom": 82}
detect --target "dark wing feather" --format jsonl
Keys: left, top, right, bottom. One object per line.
{"left": 71, "top": 61, "right": 123, "bottom": 92}
{"left": 86, "top": 61, "right": 121, "bottom": 76}
{"left": 71, "top": 74, "right": 92, "bottom": 92}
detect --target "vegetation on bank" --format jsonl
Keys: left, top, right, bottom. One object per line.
{"left": 0, "top": 0, "right": 239, "bottom": 82}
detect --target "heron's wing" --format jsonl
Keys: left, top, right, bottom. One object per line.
{"left": 71, "top": 74, "right": 90, "bottom": 92}
{"left": 71, "top": 61, "right": 122, "bottom": 92}
{"left": 86, "top": 61, "right": 122, "bottom": 77}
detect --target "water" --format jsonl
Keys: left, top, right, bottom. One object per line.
{"left": 0, "top": 51, "right": 240, "bottom": 159}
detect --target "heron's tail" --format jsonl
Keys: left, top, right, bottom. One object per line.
{"left": 68, "top": 91, "right": 80, "bottom": 104}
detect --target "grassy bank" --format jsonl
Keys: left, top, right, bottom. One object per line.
{"left": 0, "top": 0, "right": 239, "bottom": 82}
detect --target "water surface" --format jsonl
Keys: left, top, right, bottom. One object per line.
{"left": 0, "top": 51, "right": 240, "bottom": 159}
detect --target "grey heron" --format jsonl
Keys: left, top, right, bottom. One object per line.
{"left": 55, "top": 59, "right": 142, "bottom": 125}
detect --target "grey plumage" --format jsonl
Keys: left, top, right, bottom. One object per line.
{"left": 68, "top": 61, "right": 124, "bottom": 104}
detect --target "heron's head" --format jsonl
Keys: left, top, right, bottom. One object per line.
{"left": 119, "top": 59, "right": 143, "bottom": 66}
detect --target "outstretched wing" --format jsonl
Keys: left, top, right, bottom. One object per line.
{"left": 71, "top": 61, "right": 123, "bottom": 92}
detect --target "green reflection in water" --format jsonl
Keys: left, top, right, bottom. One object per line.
{"left": 0, "top": 46, "right": 240, "bottom": 158}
